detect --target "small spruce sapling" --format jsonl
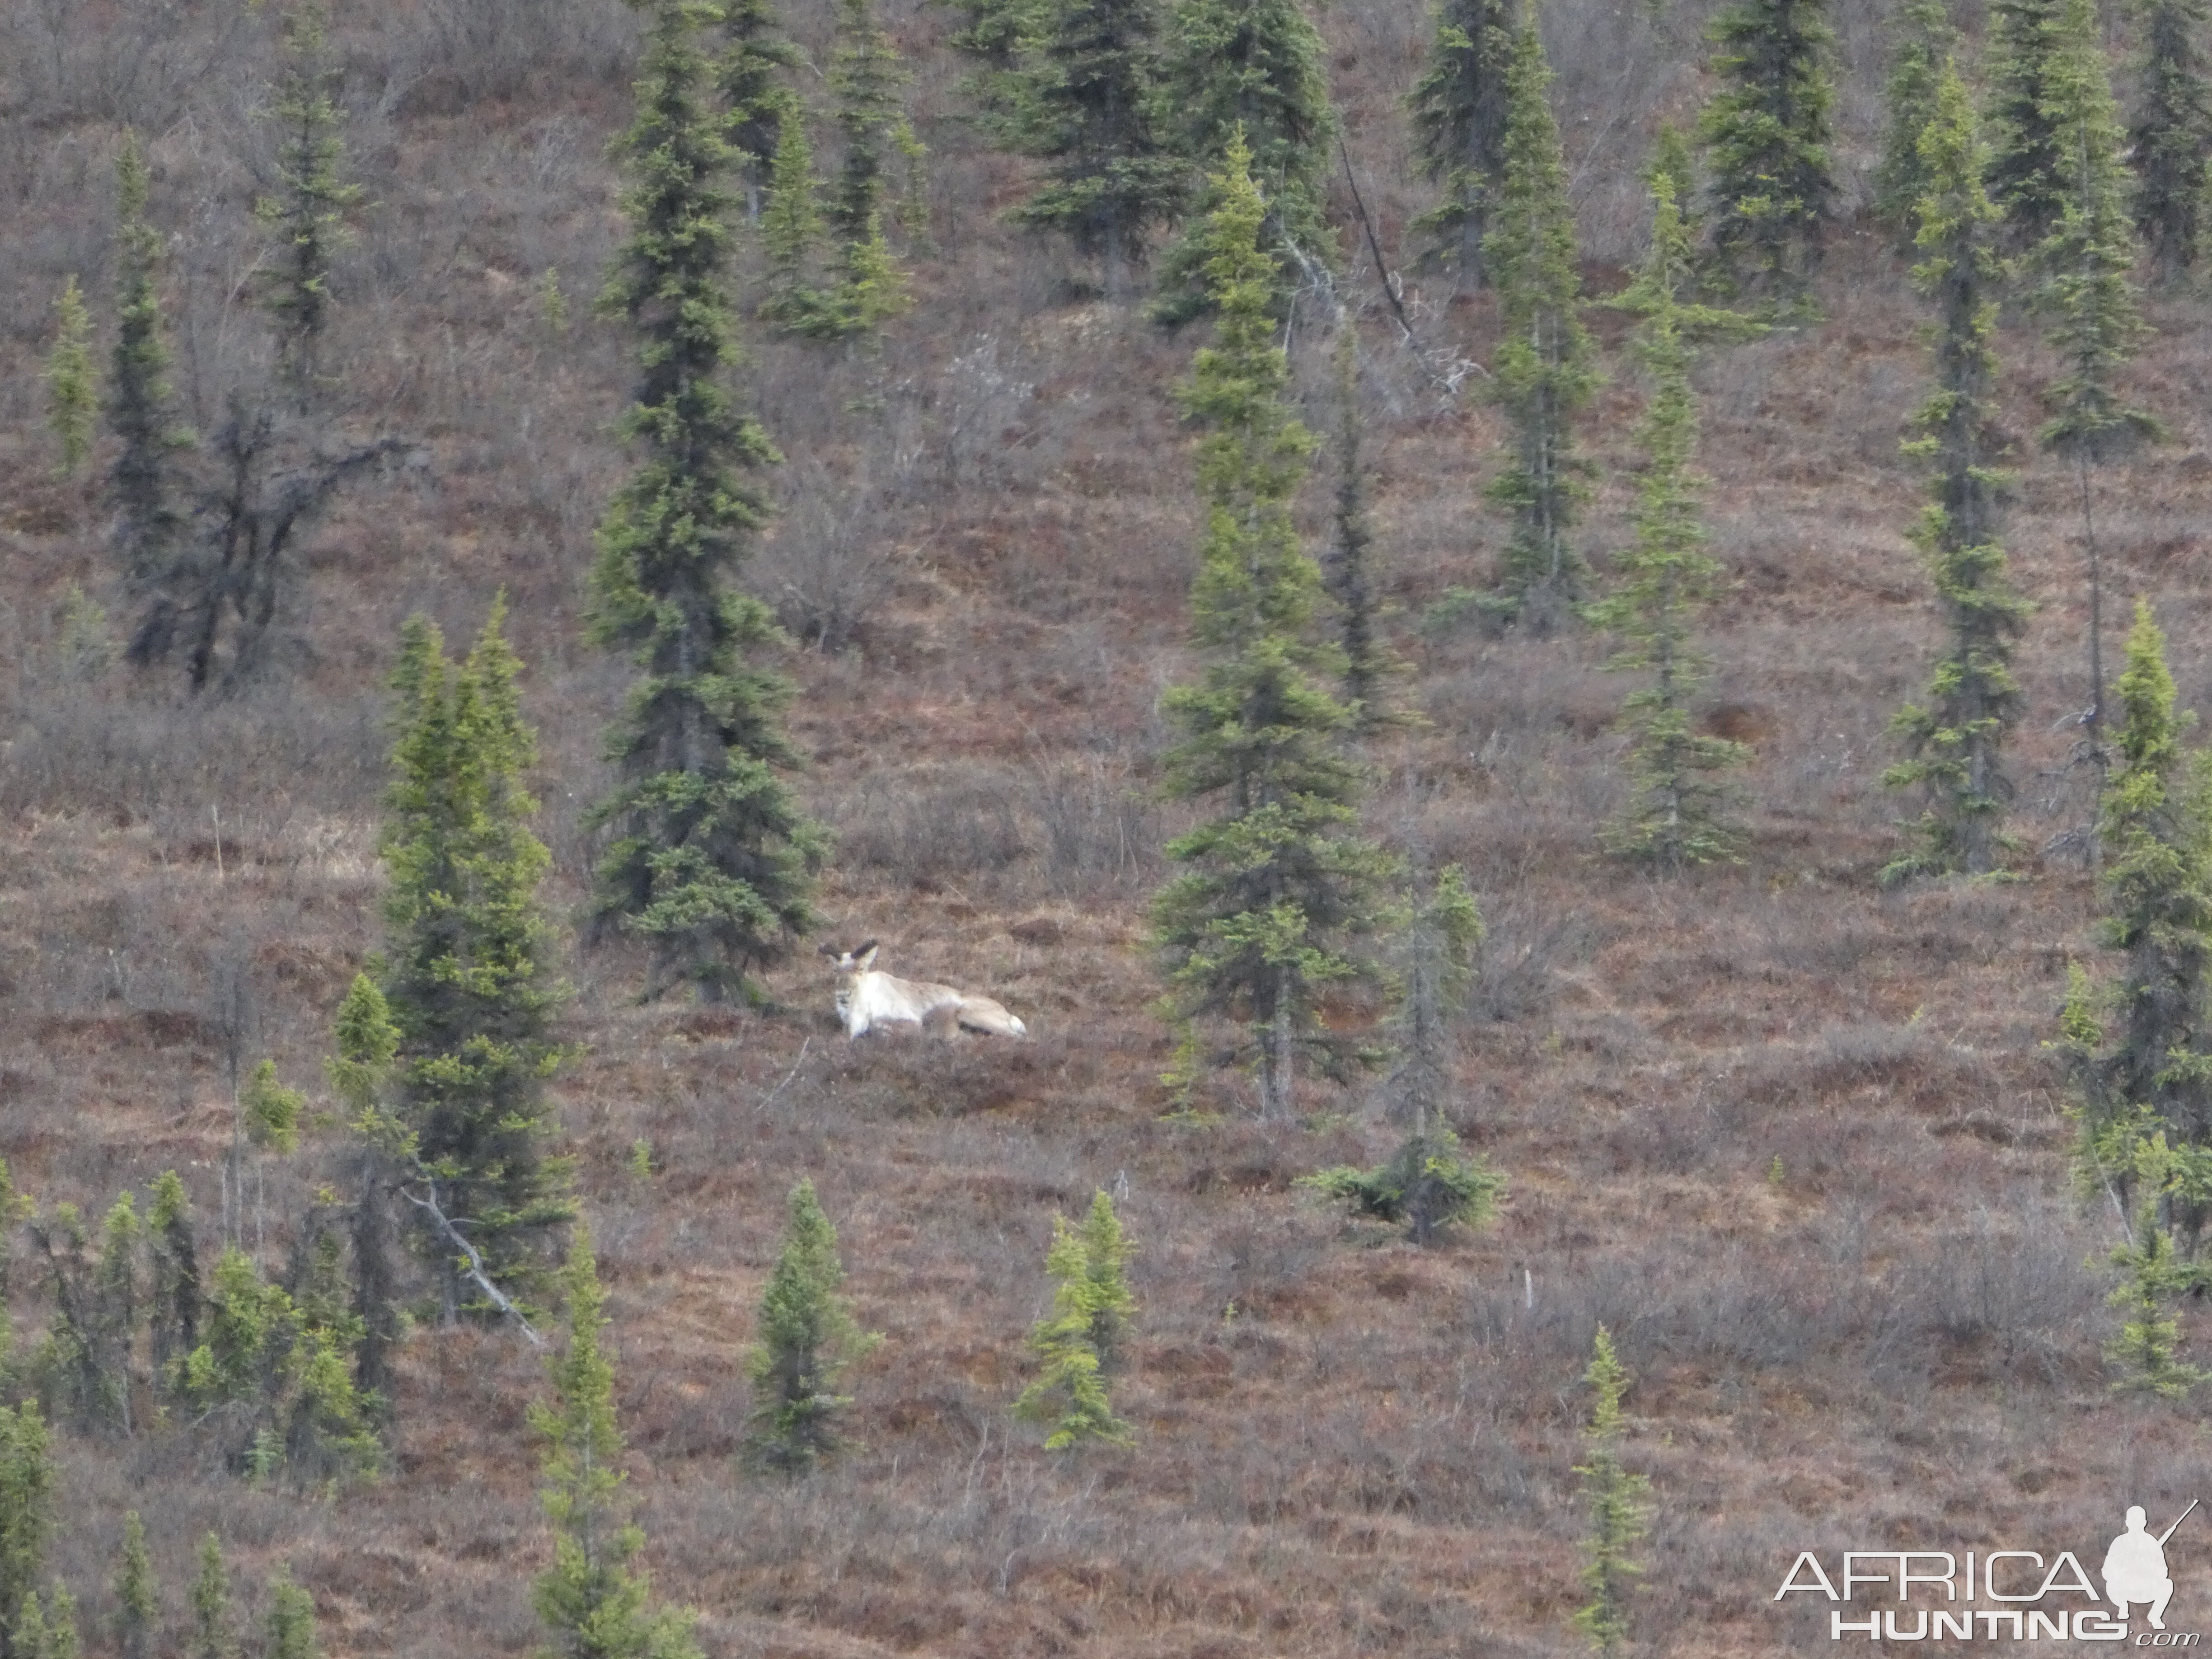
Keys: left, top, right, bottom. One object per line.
{"left": 1015, "top": 1192, "right": 1137, "bottom": 1448}
{"left": 530, "top": 1225, "right": 704, "bottom": 1659}
{"left": 743, "top": 1180, "right": 880, "bottom": 1473}
{"left": 0, "top": 1403, "right": 53, "bottom": 1659}
{"left": 2105, "top": 1135, "right": 2209, "bottom": 1397}
{"left": 185, "top": 1535, "right": 233, "bottom": 1659}
{"left": 112, "top": 1513, "right": 155, "bottom": 1659}
{"left": 43, "top": 277, "right": 95, "bottom": 481}
{"left": 1571, "top": 1328, "right": 1649, "bottom": 1656}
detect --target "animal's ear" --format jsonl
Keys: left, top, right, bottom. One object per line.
{"left": 856, "top": 942, "right": 880, "bottom": 970}
{"left": 818, "top": 942, "right": 841, "bottom": 959}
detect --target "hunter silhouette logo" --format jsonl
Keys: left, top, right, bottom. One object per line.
{"left": 1776, "top": 1500, "right": 2203, "bottom": 1643}
{"left": 2108, "top": 1502, "right": 2197, "bottom": 1632}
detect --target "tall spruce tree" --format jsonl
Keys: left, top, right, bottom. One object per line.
{"left": 1151, "top": 137, "right": 1396, "bottom": 1120}
{"left": 1481, "top": 19, "right": 1596, "bottom": 630}
{"left": 1872, "top": 0, "right": 1959, "bottom": 246}
{"left": 531, "top": 1225, "right": 703, "bottom": 1659}
{"left": 371, "top": 605, "right": 572, "bottom": 1309}
{"left": 589, "top": 0, "right": 826, "bottom": 1003}
{"left": 1883, "top": 65, "right": 2031, "bottom": 881}
{"left": 108, "top": 133, "right": 193, "bottom": 594}
{"left": 2036, "top": 0, "right": 2155, "bottom": 811}
{"left": 1697, "top": 0, "right": 1837, "bottom": 296}
{"left": 1002, "top": 0, "right": 1184, "bottom": 297}
{"left": 1588, "top": 179, "right": 1755, "bottom": 867}
{"left": 1407, "top": 0, "right": 1517, "bottom": 291}
{"left": 2131, "top": 0, "right": 2212, "bottom": 277}
{"left": 1983, "top": 0, "right": 2073, "bottom": 247}
{"left": 741, "top": 1180, "right": 880, "bottom": 1473}
{"left": 1151, "top": 0, "right": 1339, "bottom": 323}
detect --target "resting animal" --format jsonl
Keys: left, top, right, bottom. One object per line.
{"left": 826, "top": 942, "right": 1027, "bottom": 1039}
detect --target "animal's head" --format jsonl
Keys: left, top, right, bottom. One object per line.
{"left": 822, "top": 941, "right": 879, "bottom": 1015}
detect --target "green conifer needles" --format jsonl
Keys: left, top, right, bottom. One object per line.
{"left": 1698, "top": 0, "right": 1837, "bottom": 296}
{"left": 1152, "top": 138, "right": 1394, "bottom": 1120}
{"left": 1571, "top": 1330, "right": 1648, "bottom": 1655}
{"left": 1481, "top": 22, "right": 1596, "bottom": 628}
{"left": 533, "top": 1226, "right": 704, "bottom": 1659}
{"left": 743, "top": 1180, "right": 880, "bottom": 1474}
{"left": 1015, "top": 1192, "right": 1137, "bottom": 1448}
{"left": 375, "top": 605, "right": 573, "bottom": 1301}
{"left": 1883, "top": 65, "right": 2030, "bottom": 882}
{"left": 1588, "top": 181, "right": 1755, "bottom": 868}
{"left": 591, "top": 0, "right": 825, "bottom": 1003}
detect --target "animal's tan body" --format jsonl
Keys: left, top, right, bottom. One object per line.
{"left": 828, "top": 943, "right": 1027, "bottom": 1039}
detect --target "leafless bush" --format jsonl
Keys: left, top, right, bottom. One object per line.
{"left": 752, "top": 457, "right": 906, "bottom": 653}
{"left": 1033, "top": 756, "right": 1158, "bottom": 895}
{"left": 384, "top": 0, "right": 635, "bottom": 112}
{"left": 825, "top": 764, "right": 1027, "bottom": 891}
{"left": 1466, "top": 897, "right": 1592, "bottom": 1024}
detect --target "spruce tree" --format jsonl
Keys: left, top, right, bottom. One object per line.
{"left": 112, "top": 1514, "right": 155, "bottom": 1659}
{"left": 42, "top": 1588, "right": 76, "bottom": 1659}
{"left": 718, "top": 0, "right": 799, "bottom": 223}
{"left": 2061, "top": 607, "right": 2212, "bottom": 1281}
{"left": 12, "top": 1593, "right": 44, "bottom": 1659}
{"left": 1151, "top": 0, "right": 1340, "bottom": 323}
{"left": 43, "top": 277, "right": 95, "bottom": 481}
{"left": 759, "top": 116, "right": 833, "bottom": 335}
{"left": 1571, "top": 1328, "right": 1648, "bottom": 1656}
{"left": 1585, "top": 179, "right": 1754, "bottom": 867}
{"left": 147, "top": 1171, "right": 202, "bottom": 1397}
{"left": 0, "top": 1405, "right": 53, "bottom": 1659}
{"left": 589, "top": 0, "right": 826, "bottom": 1003}
{"left": 743, "top": 1180, "right": 879, "bottom": 1473}
{"left": 1151, "top": 137, "right": 1396, "bottom": 1120}
{"left": 1481, "top": 20, "right": 1597, "bottom": 629}
{"left": 184, "top": 1536, "right": 232, "bottom": 1659}
{"left": 108, "top": 133, "right": 193, "bottom": 593}
{"left": 531, "top": 1225, "right": 703, "bottom": 1659}
{"left": 262, "top": 1572, "right": 317, "bottom": 1659}
{"left": 2105, "top": 1145, "right": 2207, "bottom": 1396}
{"left": 2036, "top": 0, "right": 2155, "bottom": 805}
{"left": 1872, "top": 0, "right": 1959, "bottom": 247}
{"left": 373, "top": 606, "right": 572, "bottom": 1307}
{"left": 1002, "top": 0, "right": 1184, "bottom": 297}
{"left": 1407, "top": 0, "right": 1517, "bottom": 291}
{"left": 1984, "top": 0, "right": 2076, "bottom": 248}
{"left": 2131, "top": 0, "right": 2212, "bottom": 277}
{"left": 1697, "top": 0, "right": 1837, "bottom": 296}
{"left": 1883, "top": 65, "right": 2032, "bottom": 881}
{"left": 1300, "top": 870, "right": 1504, "bottom": 1245}
{"left": 253, "top": 0, "right": 361, "bottom": 405}
{"left": 32, "top": 1196, "right": 141, "bottom": 1437}
{"left": 823, "top": 0, "right": 921, "bottom": 337}
{"left": 1322, "top": 331, "right": 1404, "bottom": 734}
{"left": 1014, "top": 1192, "right": 1137, "bottom": 1448}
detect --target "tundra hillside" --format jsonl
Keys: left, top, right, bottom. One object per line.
{"left": 2, "top": 0, "right": 2212, "bottom": 1654}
